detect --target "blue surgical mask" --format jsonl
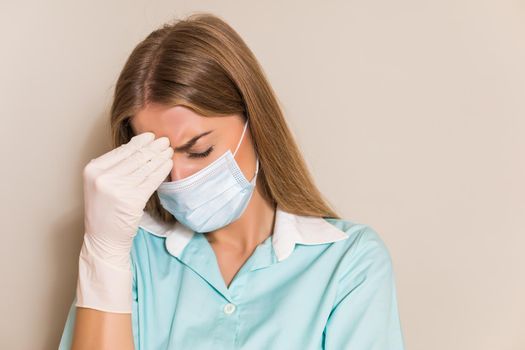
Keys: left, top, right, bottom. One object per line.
{"left": 156, "top": 119, "right": 259, "bottom": 233}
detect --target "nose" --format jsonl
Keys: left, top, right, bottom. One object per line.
{"left": 169, "top": 166, "right": 185, "bottom": 182}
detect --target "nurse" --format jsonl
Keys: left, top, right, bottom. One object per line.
{"left": 59, "top": 12, "right": 405, "bottom": 349}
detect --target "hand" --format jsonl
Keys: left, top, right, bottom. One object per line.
{"left": 76, "top": 132, "right": 173, "bottom": 313}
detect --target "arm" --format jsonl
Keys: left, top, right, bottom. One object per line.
{"left": 64, "top": 132, "right": 172, "bottom": 349}
{"left": 72, "top": 308, "right": 134, "bottom": 350}
{"left": 323, "top": 226, "right": 406, "bottom": 349}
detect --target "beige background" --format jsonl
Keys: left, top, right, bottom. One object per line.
{"left": 1, "top": 1, "right": 523, "bottom": 349}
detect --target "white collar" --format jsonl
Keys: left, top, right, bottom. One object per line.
{"left": 138, "top": 205, "right": 349, "bottom": 262}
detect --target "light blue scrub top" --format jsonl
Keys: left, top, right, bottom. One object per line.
{"left": 59, "top": 205, "right": 405, "bottom": 349}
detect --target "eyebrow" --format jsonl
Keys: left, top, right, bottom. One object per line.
{"left": 173, "top": 130, "right": 214, "bottom": 152}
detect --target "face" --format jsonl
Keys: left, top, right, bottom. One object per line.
{"left": 130, "top": 104, "right": 257, "bottom": 183}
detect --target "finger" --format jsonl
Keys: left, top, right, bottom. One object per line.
{"left": 90, "top": 132, "right": 156, "bottom": 170}
{"left": 137, "top": 157, "right": 174, "bottom": 196}
{"left": 108, "top": 136, "right": 171, "bottom": 177}
{"left": 128, "top": 147, "right": 173, "bottom": 185}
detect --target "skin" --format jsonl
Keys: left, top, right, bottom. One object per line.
{"left": 130, "top": 103, "right": 276, "bottom": 288}
{"left": 72, "top": 311, "right": 134, "bottom": 350}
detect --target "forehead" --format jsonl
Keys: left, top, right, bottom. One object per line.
{"left": 130, "top": 104, "right": 244, "bottom": 145}
{"left": 131, "top": 104, "right": 205, "bottom": 134}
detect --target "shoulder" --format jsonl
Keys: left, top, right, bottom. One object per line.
{"left": 322, "top": 218, "right": 406, "bottom": 349}
{"left": 323, "top": 217, "right": 395, "bottom": 287}
{"left": 324, "top": 217, "right": 392, "bottom": 260}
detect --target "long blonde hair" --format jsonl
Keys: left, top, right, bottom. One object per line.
{"left": 109, "top": 12, "right": 340, "bottom": 224}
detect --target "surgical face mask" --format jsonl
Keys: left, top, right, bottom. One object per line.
{"left": 156, "top": 119, "right": 259, "bottom": 233}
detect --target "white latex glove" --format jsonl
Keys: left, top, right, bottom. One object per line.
{"left": 75, "top": 132, "right": 174, "bottom": 313}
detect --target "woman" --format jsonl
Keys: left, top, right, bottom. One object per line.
{"left": 59, "top": 12, "right": 405, "bottom": 349}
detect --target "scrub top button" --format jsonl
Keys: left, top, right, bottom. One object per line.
{"left": 223, "top": 303, "right": 236, "bottom": 314}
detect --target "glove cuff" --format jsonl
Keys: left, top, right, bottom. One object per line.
{"left": 75, "top": 238, "right": 133, "bottom": 313}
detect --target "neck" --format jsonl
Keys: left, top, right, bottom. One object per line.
{"left": 205, "top": 184, "right": 276, "bottom": 254}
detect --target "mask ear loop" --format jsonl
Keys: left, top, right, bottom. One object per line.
{"left": 233, "top": 119, "right": 249, "bottom": 157}
{"left": 233, "top": 119, "right": 259, "bottom": 182}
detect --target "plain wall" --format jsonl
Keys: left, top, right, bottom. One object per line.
{"left": 0, "top": 1, "right": 523, "bottom": 349}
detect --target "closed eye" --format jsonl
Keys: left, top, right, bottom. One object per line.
{"left": 188, "top": 146, "right": 214, "bottom": 158}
